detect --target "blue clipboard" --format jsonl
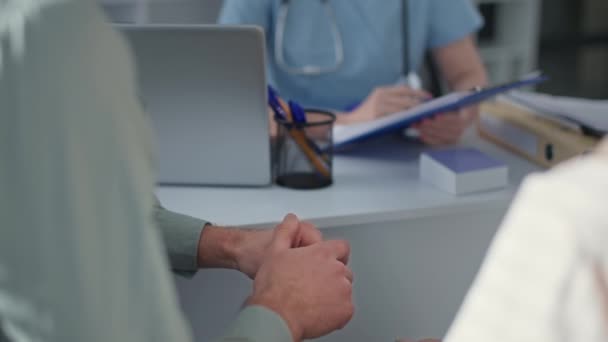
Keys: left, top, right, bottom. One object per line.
{"left": 333, "top": 73, "right": 548, "bottom": 149}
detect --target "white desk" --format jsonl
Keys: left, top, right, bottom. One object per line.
{"left": 159, "top": 133, "right": 540, "bottom": 342}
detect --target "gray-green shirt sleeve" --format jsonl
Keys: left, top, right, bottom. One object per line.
{"left": 0, "top": 1, "right": 294, "bottom": 341}
{"left": 153, "top": 196, "right": 208, "bottom": 274}
{"left": 1, "top": 2, "right": 194, "bottom": 340}
{"left": 215, "top": 306, "right": 293, "bottom": 342}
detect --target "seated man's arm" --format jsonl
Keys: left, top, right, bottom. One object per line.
{"left": 213, "top": 306, "right": 294, "bottom": 342}
{"left": 153, "top": 197, "right": 208, "bottom": 275}
{"left": 154, "top": 197, "right": 323, "bottom": 279}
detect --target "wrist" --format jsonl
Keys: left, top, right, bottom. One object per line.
{"left": 247, "top": 294, "right": 303, "bottom": 342}
{"left": 197, "top": 225, "right": 240, "bottom": 270}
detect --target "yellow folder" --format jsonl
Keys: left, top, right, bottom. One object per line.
{"left": 478, "top": 98, "right": 600, "bottom": 168}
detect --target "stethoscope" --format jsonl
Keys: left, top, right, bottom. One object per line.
{"left": 275, "top": 0, "right": 421, "bottom": 89}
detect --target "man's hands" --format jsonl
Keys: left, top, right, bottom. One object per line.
{"left": 339, "top": 85, "right": 431, "bottom": 125}
{"left": 233, "top": 220, "right": 322, "bottom": 279}
{"left": 412, "top": 106, "right": 478, "bottom": 146}
{"left": 197, "top": 216, "right": 353, "bottom": 340}
{"left": 248, "top": 214, "right": 354, "bottom": 341}
{"left": 196, "top": 219, "right": 322, "bottom": 279}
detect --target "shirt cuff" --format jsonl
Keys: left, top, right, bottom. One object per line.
{"left": 219, "top": 306, "right": 293, "bottom": 342}
{"left": 154, "top": 204, "right": 208, "bottom": 275}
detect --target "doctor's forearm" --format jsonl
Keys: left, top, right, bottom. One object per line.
{"left": 450, "top": 68, "right": 487, "bottom": 117}
{"left": 448, "top": 66, "right": 488, "bottom": 93}
{"left": 433, "top": 36, "right": 488, "bottom": 92}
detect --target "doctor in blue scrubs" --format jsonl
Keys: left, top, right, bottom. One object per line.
{"left": 219, "top": 0, "right": 488, "bottom": 145}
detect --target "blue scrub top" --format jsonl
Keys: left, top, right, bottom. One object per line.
{"left": 219, "top": 0, "right": 483, "bottom": 110}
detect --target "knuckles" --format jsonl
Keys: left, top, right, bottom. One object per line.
{"left": 338, "top": 303, "right": 355, "bottom": 329}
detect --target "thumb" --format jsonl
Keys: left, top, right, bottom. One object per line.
{"left": 270, "top": 214, "right": 300, "bottom": 253}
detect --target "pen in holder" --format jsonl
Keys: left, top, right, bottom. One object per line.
{"left": 274, "top": 109, "right": 335, "bottom": 189}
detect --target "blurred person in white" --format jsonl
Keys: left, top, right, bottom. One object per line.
{"left": 400, "top": 140, "right": 608, "bottom": 342}
{"left": 444, "top": 139, "right": 608, "bottom": 342}
{"left": 0, "top": 1, "right": 353, "bottom": 341}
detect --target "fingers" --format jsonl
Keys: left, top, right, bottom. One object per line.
{"left": 297, "top": 221, "right": 323, "bottom": 247}
{"left": 420, "top": 130, "right": 451, "bottom": 146}
{"left": 422, "top": 118, "right": 462, "bottom": 138}
{"left": 380, "top": 97, "right": 421, "bottom": 115}
{"left": 271, "top": 214, "right": 301, "bottom": 253}
{"left": 417, "top": 120, "right": 454, "bottom": 146}
{"left": 322, "top": 240, "right": 351, "bottom": 265}
{"left": 419, "top": 125, "right": 460, "bottom": 146}
{"left": 383, "top": 85, "right": 432, "bottom": 100}
{"left": 350, "top": 86, "right": 432, "bottom": 124}
{"left": 338, "top": 301, "right": 355, "bottom": 330}
{"left": 344, "top": 265, "right": 354, "bottom": 284}
{"left": 417, "top": 112, "right": 469, "bottom": 146}
{"left": 273, "top": 216, "right": 323, "bottom": 251}
{"left": 273, "top": 217, "right": 348, "bottom": 267}
{"left": 374, "top": 86, "right": 430, "bottom": 117}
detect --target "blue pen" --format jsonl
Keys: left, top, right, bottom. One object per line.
{"left": 268, "top": 86, "right": 287, "bottom": 120}
{"left": 288, "top": 100, "right": 307, "bottom": 124}
{"left": 288, "top": 101, "right": 331, "bottom": 163}
{"left": 268, "top": 85, "right": 279, "bottom": 98}
{"left": 268, "top": 86, "right": 331, "bottom": 174}
{"left": 269, "top": 86, "right": 329, "bottom": 162}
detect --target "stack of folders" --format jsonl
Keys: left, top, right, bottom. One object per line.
{"left": 478, "top": 94, "right": 603, "bottom": 168}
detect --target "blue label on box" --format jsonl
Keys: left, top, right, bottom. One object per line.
{"left": 425, "top": 148, "right": 505, "bottom": 173}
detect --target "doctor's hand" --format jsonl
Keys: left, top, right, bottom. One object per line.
{"left": 248, "top": 214, "right": 354, "bottom": 341}
{"left": 413, "top": 106, "right": 479, "bottom": 146}
{"left": 339, "top": 85, "right": 431, "bottom": 125}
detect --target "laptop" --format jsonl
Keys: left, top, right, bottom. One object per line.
{"left": 118, "top": 25, "right": 271, "bottom": 186}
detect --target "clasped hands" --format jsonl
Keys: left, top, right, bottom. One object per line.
{"left": 200, "top": 214, "right": 354, "bottom": 341}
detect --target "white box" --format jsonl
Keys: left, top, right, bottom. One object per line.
{"left": 420, "top": 148, "right": 509, "bottom": 195}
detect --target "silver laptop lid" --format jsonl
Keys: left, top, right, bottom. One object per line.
{"left": 119, "top": 25, "right": 271, "bottom": 186}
